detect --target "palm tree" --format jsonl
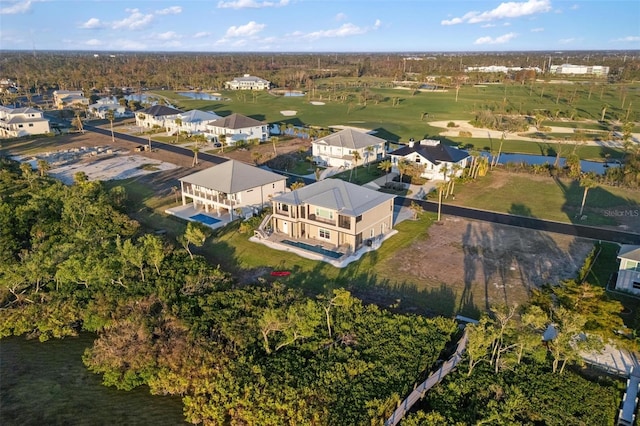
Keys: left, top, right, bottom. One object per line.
{"left": 36, "top": 159, "right": 50, "bottom": 177}
{"left": 578, "top": 175, "right": 597, "bottom": 217}
{"left": 105, "top": 109, "right": 115, "bottom": 143}
{"left": 191, "top": 145, "right": 199, "bottom": 167}
{"left": 436, "top": 181, "right": 447, "bottom": 222}
{"left": 290, "top": 181, "right": 305, "bottom": 190}
{"left": 270, "top": 136, "right": 279, "bottom": 156}
{"left": 600, "top": 103, "right": 609, "bottom": 122}
{"left": 397, "top": 159, "right": 411, "bottom": 184}
{"left": 351, "top": 150, "right": 362, "bottom": 180}
{"left": 174, "top": 118, "right": 183, "bottom": 143}
{"left": 378, "top": 159, "right": 392, "bottom": 183}
{"left": 364, "top": 145, "right": 375, "bottom": 170}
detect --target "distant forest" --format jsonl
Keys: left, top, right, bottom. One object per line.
{"left": 1, "top": 50, "right": 639, "bottom": 93}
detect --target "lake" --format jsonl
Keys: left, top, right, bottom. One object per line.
{"left": 177, "top": 92, "right": 225, "bottom": 101}
{"left": 0, "top": 335, "right": 186, "bottom": 425}
{"left": 483, "top": 152, "right": 620, "bottom": 175}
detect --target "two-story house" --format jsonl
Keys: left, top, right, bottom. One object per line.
{"left": 179, "top": 160, "right": 287, "bottom": 220}
{"left": 269, "top": 179, "right": 396, "bottom": 254}
{"left": 53, "top": 90, "right": 89, "bottom": 109}
{"left": 205, "top": 113, "right": 269, "bottom": 144}
{"left": 225, "top": 74, "right": 271, "bottom": 90}
{"left": 135, "top": 105, "right": 184, "bottom": 130}
{"left": 0, "top": 106, "right": 50, "bottom": 138}
{"left": 311, "top": 128, "right": 387, "bottom": 169}
{"left": 389, "top": 139, "right": 470, "bottom": 181}
{"left": 615, "top": 245, "right": 640, "bottom": 295}
{"left": 166, "top": 109, "right": 221, "bottom": 136}
{"left": 88, "top": 97, "right": 131, "bottom": 119}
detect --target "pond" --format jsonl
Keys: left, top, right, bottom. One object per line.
{"left": 482, "top": 152, "right": 620, "bottom": 175}
{"left": 0, "top": 335, "right": 186, "bottom": 425}
{"left": 177, "top": 92, "right": 225, "bottom": 101}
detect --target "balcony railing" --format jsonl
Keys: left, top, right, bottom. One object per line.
{"left": 308, "top": 213, "right": 335, "bottom": 226}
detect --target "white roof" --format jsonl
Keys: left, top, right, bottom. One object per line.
{"left": 179, "top": 160, "right": 285, "bottom": 193}
{"left": 179, "top": 109, "right": 221, "bottom": 123}
{"left": 272, "top": 179, "right": 395, "bottom": 217}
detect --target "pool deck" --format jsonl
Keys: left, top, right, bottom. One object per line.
{"left": 165, "top": 204, "right": 234, "bottom": 230}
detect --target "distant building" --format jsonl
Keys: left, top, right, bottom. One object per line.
{"left": 225, "top": 74, "right": 271, "bottom": 90}
{"left": 88, "top": 97, "right": 131, "bottom": 119}
{"left": 311, "top": 128, "right": 387, "bottom": 169}
{"left": 53, "top": 90, "right": 89, "bottom": 109}
{"left": 465, "top": 66, "right": 542, "bottom": 73}
{"left": 549, "top": 64, "right": 609, "bottom": 76}
{"left": 205, "top": 113, "right": 269, "bottom": 145}
{"left": 0, "top": 106, "right": 50, "bottom": 138}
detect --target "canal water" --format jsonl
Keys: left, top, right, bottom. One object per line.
{"left": 482, "top": 152, "right": 620, "bottom": 175}
{"left": 0, "top": 335, "right": 186, "bottom": 425}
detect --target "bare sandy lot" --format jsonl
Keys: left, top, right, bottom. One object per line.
{"left": 379, "top": 216, "right": 594, "bottom": 315}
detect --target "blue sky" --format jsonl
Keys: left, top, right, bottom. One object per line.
{"left": 0, "top": 0, "right": 638, "bottom": 52}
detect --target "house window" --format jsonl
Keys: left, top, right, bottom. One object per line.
{"left": 370, "top": 229, "right": 374, "bottom": 238}
{"left": 319, "top": 228, "right": 330, "bottom": 239}
{"left": 29, "top": 123, "right": 34, "bottom": 127}
{"left": 279, "top": 203, "right": 289, "bottom": 212}
{"left": 624, "top": 260, "right": 640, "bottom": 272}
{"left": 315, "top": 207, "right": 334, "bottom": 220}
{"left": 356, "top": 215, "right": 362, "bottom": 223}
{"left": 415, "top": 157, "right": 421, "bottom": 163}
{"left": 633, "top": 281, "right": 640, "bottom": 290}
{"left": 18, "top": 124, "right": 23, "bottom": 128}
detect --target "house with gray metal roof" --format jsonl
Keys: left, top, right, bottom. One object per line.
{"left": 225, "top": 74, "right": 271, "bottom": 90}
{"left": 135, "top": 105, "right": 183, "bottom": 130}
{"left": 269, "top": 179, "right": 395, "bottom": 254}
{"left": 179, "top": 160, "right": 287, "bottom": 219}
{"left": 0, "top": 106, "right": 50, "bottom": 138}
{"left": 166, "top": 109, "right": 221, "bottom": 136}
{"left": 615, "top": 245, "right": 640, "bottom": 295}
{"left": 205, "top": 113, "right": 269, "bottom": 144}
{"left": 312, "top": 128, "right": 387, "bottom": 169}
{"left": 389, "top": 139, "right": 470, "bottom": 181}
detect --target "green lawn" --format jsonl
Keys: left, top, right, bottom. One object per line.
{"left": 449, "top": 170, "right": 640, "bottom": 226}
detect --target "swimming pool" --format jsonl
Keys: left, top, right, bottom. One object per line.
{"left": 190, "top": 213, "right": 221, "bottom": 225}
{"left": 282, "top": 240, "right": 343, "bottom": 259}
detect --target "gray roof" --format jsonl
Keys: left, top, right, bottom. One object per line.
{"left": 272, "top": 179, "right": 395, "bottom": 217}
{"left": 315, "top": 128, "right": 386, "bottom": 150}
{"left": 139, "top": 105, "right": 183, "bottom": 117}
{"left": 390, "top": 142, "right": 470, "bottom": 164}
{"left": 232, "top": 75, "right": 269, "bottom": 83}
{"left": 619, "top": 245, "right": 640, "bottom": 262}
{"left": 207, "top": 113, "right": 263, "bottom": 130}
{"left": 179, "top": 160, "right": 285, "bottom": 193}
{"left": 179, "top": 109, "right": 220, "bottom": 123}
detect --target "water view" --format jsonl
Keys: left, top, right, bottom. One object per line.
{"left": 0, "top": 335, "right": 186, "bottom": 425}
{"left": 484, "top": 152, "right": 620, "bottom": 175}
{"left": 177, "top": 92, "right": 225, "bottom": 101}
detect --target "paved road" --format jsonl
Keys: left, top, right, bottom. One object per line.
{"left": 85, "top": 125, "right": 640, "bottom": 245}
{"left": 395, "top": 197, "right": 640, "bottom": 245}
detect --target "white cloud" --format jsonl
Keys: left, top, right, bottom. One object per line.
{"left": 611, "top": 36, "right": 640, "bottom": 42}
{"left": 157, "top": 31, "right": 181, "bottom": 40}
{"left": 302, "top": 20, "right": 380, "bottom": 40}
{"left": 80, "top": 18, "right": 104, "bottom": 29}
{"left": 474, "top": 32, "right": 517, "bottom": 45}
{"left": 531, "top": 27, "right": 544, "bottom": 32}
{"left": 85, "top": 39, "right": 103, "bottom": 46}
{"left": 224, "top": 21, "right": 266, "bottom": 37}
{"left": 570, "top": 4, "right": 579, "bottom": 10}
{"left": 156, "top": 6, "right": 182, "bottom": 15}
{"left": 193, "top": 31, "right": 211, "bottom": 38}
{"left": 335, "top": 12, "right": 347, "bottom": 21}
{"left": 217, "top": 0, "right": 289, "bottom": 9}
{"left": 481, "top": 23, "right": 496, "bottom": 28}
{"left": 558, "top": 37, "right": 576, "bottom": 44}
{"left": 442, "top": 0, "right": 551, "bottom": 25}
{"left": 0, "top": 0, "right": 32, "bottom": 15}
{"left": 112, "top": 8, "right": 154, "bottom": 30}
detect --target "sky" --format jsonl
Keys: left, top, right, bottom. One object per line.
{"left": 0, "top": 0, "right": 638, "bottom": 52}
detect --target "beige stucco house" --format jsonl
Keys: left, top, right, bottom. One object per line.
{"left": 615, "top": 245, "right": 640, "bottom": 295}
{"left": 224, "top": 74, "right": 271, "bottom": 90}
{"left": 0, "top": 106, "right": 50, "bottom": 138}
{"left": 270, "top": 179, "right": 396, "bottom": 254}
{"left": 179, "top": 160, "right": 287, "bottom": 219}
{"left": 389, "top": 139, "right": 470, "bottom": 181}
{"left": 311, "top": 128, "right": 387, "bottom": 169}
{"left": 53, "top": 90, "right": 89, "bottom": 109}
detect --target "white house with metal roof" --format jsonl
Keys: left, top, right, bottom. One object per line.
{"left": 165, "top": 110, "right": 221, "bottom": 136}
{"left": 205, "top": 113, "right": 269, "bottom": 144}
{"left": 269, "top": 179, "right": 396, "bottom": 254}
{"left": 389, "top": 139, "right": 470, "bottom": 181}
{"left": 135, "top": 105, "right": 184, "bottom": 130}
{"left": 53, "top": 90, "right": 89, "bottom": 109}
{"left": 88, "top": 97, "right": 131, "bottom": 119}
{"left": 616, "top": 245, "right": 640, "bottom": 295}
{"left": 311, "top": 128, "right": 387, "bottom": 169}
{"left": 179, "top": 160, "right": 287, "bottom": 219}
{"left": 225, "top": 74, "right": 271, "bottom": 90}
{"left": 0, "top": 106, "right": 50, "bottom": 138}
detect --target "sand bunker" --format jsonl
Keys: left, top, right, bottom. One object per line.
{"left": 310, "top": 101, "right": 325, "bottom": 105}
{"left": 48, "top": 155, "right": 179, "bottom": 184}
{"left": 280, "top": 110, "right": 297, "bottom": 116}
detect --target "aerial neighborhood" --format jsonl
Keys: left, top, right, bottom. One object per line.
{"left": 1, "top": 49, "right": 640, "bottom": 426}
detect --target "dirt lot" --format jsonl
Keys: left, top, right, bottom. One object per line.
{"left": 382, "top": 216, "right": 594, "bottom": 316}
